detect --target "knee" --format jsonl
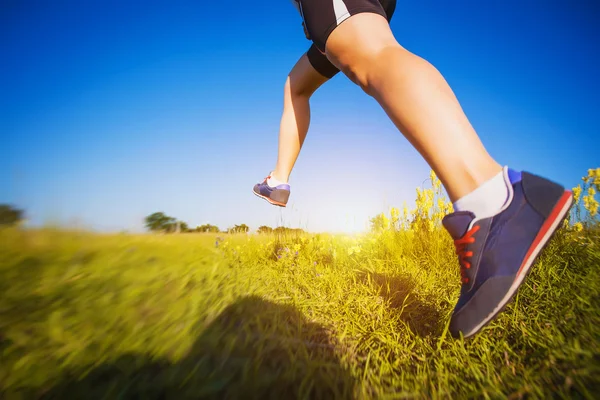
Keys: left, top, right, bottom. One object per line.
{"left": 284, "top": 76, "right": 313, "bottom": 100}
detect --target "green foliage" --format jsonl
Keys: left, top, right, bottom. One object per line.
{"left": 1, "top": 169, "right": 599, "bottom": 398}
{"left": 273, "top": 226, "right": 305, "bottom": 235}
{"left": 369, "top": 170, "right": 452, "bottom": 236}
{"left": 196, "top": 224, "right": 220, "bottom": 233}
{"left": 144, "top": 212, "right": 192, "bottom": 233}
{"left": 257, "top": 225, "right": 273, "bottom": 234}
{"left": 0, "top": 204, "right": 24, "bottom": 226}
{"left": 369, "top": 213, "right": 388, "bottom": 233}
{"left": 178, "top": 221, "right": 190, "bottom": 233}
{"left": 228, "top": 224, "right": 249, "bottom": 234}
{"left": 144, "top": 212, "right": 176, "bottom": 232}
{"left": 570, "top": 168, "right": 600, "bottom": 228}
{"left": 0, "top": 224, "right": 597, "bottom": 399}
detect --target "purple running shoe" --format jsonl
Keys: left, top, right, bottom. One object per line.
{"left": 443, "top": 167, "right": 573, "bottom": 338}
{"left": 253, "top": 174, "right": 290, "bottom": 207}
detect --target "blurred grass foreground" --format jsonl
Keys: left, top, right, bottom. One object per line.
{"left": 1, "top": 169, "right": 599, "bottom": 399}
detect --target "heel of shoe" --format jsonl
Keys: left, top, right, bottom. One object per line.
{"left": 271, "top": 189, "right": 290, "bottom": 205}
{"left": 521, "top": 172, "right": 570, "bottom": 218}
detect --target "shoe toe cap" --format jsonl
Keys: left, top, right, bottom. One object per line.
{"left": 449, "top": 275, "right": 515, "bottom": 338}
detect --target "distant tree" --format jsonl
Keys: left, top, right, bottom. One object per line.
{"left": 0, "top": 204, "right": 24, "bottom": 226}
{"left": 228, "top": 224, "right": 249, "bottom": 234}
{"left": 257, "top": 225, "right": 273, "bottom": 234}
{"left": 145, "top": 212, "right": 176, "bottom": 232}
{"left": 273, "top": 226, "right": 305, "bottom": 235}
{"left": 178, "top": 221, "right": 190, "bottom": 233}
{"left": 196, "top": 224, "right": 220, "bottom": 233}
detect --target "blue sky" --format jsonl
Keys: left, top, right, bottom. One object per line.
{"left": 1, "top": 1, "right": 599, "bottom": 233}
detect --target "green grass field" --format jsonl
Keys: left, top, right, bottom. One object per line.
{"left": 0, "top": 220, "right": 598, "bottom": 399}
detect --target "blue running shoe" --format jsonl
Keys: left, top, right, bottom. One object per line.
{"left": 253, "top": 174, "right": 290, "bottom": 207}
{"left": 442, "top": 167, "right": 573, "bottom": 338}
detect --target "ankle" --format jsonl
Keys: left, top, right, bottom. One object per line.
{"left": 444, "top": 161, "right": 503, "bottom": 202}
{"left": 452, "top": 166, "right": 509, "bottom": 219}
{"left": 270, "top": 170, "right": 289, "bottom": 184}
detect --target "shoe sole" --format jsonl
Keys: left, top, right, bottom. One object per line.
{"left": 462, "top": 189, "right": 573, "bottom": 338}
{"left": 252, "top": 189, "right": 287, "bottom": 207}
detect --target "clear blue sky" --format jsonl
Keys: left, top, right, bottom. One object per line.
{"left": 1, "top": 1, "right": 599, "bottom": 233}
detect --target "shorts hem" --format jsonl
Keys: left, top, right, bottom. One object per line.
{"left": 314, "top": 6, "right": 388, "bottom": 52}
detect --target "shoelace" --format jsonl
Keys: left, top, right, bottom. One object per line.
{"left": 454, "top": 225, "right": 480, "bottom": 284}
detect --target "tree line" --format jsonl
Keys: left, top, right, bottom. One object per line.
{"left": 0, "top": 204, "right": 24, "bottom": 226}
{"left": 0, "top": 205, "right": 305, "bottom": 235}
{"left": 144, "top": 212, "right": 304, "bottom": 235}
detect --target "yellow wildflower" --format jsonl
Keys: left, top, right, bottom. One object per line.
{"left": 390, "top": 207, "right": 399, "bottom": 227}
{"left": 583, "top": 186, "right": 598, "bottom": 217}
{"left": 591, "top": 168, "right": 600, "bottom": 188}
{"left": 427, "top": 220, "right": 435, "bottom": 232}
{"left": 572, "top": 185, "right": 582, "bottom": 203}
{"left": 348, "top": 245, "right": 361, "bottom": 256}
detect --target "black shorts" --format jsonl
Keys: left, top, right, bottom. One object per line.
{"left": 298, "top": 0, "right": 397, "bottom": 79}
